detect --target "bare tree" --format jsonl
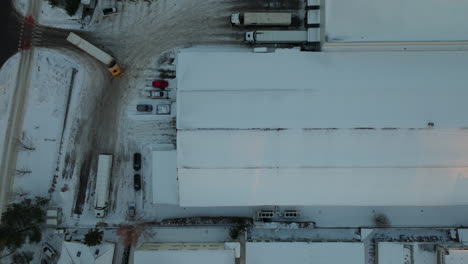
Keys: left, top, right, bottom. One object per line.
{"left": 10, "top": 188, "right": 29, "bottom": 199}
{"left": 16, "top": 134, "right": 35, "bottom": 151}
{"left": 14, "top": 168, "right": 32, "bottom": 176}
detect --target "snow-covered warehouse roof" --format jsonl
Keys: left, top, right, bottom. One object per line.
{"left": 134, "top": 250, "right": 235, "bottom": 264}
{"left": 58, "top": 242, "right": 114, "bottom": 264}
{"left": 324, "top": 0, "right": 468, "bottom": 43}
{"left": 176, "top": 49, "right": 468, "bottom": 207}
{"left": 246, "top": 242, "right": 364, "bottom": 264}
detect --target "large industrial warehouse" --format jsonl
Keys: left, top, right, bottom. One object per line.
{"left": 170, "top": 48, "right": 468, "bottom": 207}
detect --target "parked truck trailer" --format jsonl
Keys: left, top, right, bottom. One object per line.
{"left": 66, "top": 32, "right": 123, "bottom": 78}
{"left": 231, "top": 12, "right": 292, "bottom": 26}
{"left": 245, "top": 29, "right": 320, "bottom": 44}
{"left": 94, "top": 154, "right": 113, "bottom": 218}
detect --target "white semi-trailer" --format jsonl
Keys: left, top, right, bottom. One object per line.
{"left": 94, "top": 154, "right": 113, "bottom": 218}
{"left": 245, "top": 29, "right": 320, "bottom": 43}
{"left": 231, "top": 12, "right": 292, "bottom": 26}
{"left": 66, "top": 32, "right": 123, "bottom": 78}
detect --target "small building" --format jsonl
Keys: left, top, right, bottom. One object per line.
{"left": 437, "top": 244, "right": 468, "bottom": 264}
{"left": 58, "top": 241, "right": 115, "bottom": 264}
{"left": 378, "top": 242, "right": 468, "bottom": 264}
{"left": 46, "top": 208, "right": 62, "bottom": 227}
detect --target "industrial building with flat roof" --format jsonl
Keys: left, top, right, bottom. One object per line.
{"left": 169, "top": 48, "right": 468, "bottom": 208}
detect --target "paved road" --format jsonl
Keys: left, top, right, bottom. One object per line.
{"left": 0, "top": 0, "right": 21, "bottom": 68}
{"left": 0, "top": 0, "right": 41, "bottom": 219}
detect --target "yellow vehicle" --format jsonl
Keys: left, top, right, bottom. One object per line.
{"left": 66, "top": 32, "right": 124, "bottom": 78}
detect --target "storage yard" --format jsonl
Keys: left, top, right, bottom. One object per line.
{"left": 2, "top": 0, "right": 468, "bottom": 263}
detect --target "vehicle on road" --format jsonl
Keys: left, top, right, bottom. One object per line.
{"left": 133, "top": 153, "right": 141, "bottom": 171}
{"left": 42, "top": 243, "right": 56, "bottom": 258}
{"left": 103, "top": 7, "right": 117, "bottom": 16}
{"left": 231, "top": 12, "right": 292, "bottom": 26}
{"left": 148, "top": 90, "right": 168, "bottom": 99}
{"left": 94, "top": 154, "right": 113, "bottom": 218}
{"left": 245, "top": 29, "right": 320, "bottom": 44}
{"left": 128, "top": 202, "right": 136, "bottom": 218}
{"left": 152, "top": 80, "right": 168, "bottom": 89}
{"left": 66, "top": 32, "right": 123, "bottom": 78}
{"left": 134, "top": 174, "right": 141, "bottom": 191}
{"left": 136, "top": 104, "right": 153, "bottom": 112}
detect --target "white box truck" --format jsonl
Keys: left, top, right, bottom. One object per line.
{"left": 66, "top": 32, "right": 123, "bottom": 78}
{"left": 94, "top": 154, "right": 113, "bottom": 218}
{"left": 231, "top": 12, "right": 292, "bottom": 26}
{"left": 245, "top": 28, "right": 320, "bottom": 44}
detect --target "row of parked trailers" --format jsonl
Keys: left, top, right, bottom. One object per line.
{"left": 243, "top": 0, "right": 321, "bottom": 44}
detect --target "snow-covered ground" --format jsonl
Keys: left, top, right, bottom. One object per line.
{"left": 13, "top": 0, "right": 28, "bottom": 15}
{"left": 0, "top": 54, "right": 20, "bottom": 165}
{"left": 38, "top": 0, "right": 84, "bottom": 29}
{"left": 0, "top": 47, "right": 107, "bottom": 202}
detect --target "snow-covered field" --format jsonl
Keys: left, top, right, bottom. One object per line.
{"left": 0, "top": 48, "right": 107, "bottom": 202}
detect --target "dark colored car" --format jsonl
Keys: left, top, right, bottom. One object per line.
{"left": 152, "top": 80, "right": 168, "bottom": 89}
{"left": 102, "top": 7, "right": 117, "bottom": 16}
{"left": 136, "top": 104, "right": 153, "bottom": 112}
{"left": 134, "top": 174, "right": 141, "bottom": 191}
{"left": 133, "top": 153, "right": 141, "bottom": 171}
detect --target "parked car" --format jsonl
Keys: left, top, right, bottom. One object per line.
{"left": 102, "top": 7, "right": 117, "bottom": 16}
{"left": 148, "top": 90, "right": 168, "bottom": 99}
{"left": 134, "top": 174, "right": 141, "bottom": 191}
{"left": 133, "top": 153, "right": 141, "bottom": 171}
{"left": 42, "top": 243, "right": 56, "bottom": 258}
{"left": 152, "top": 80, "right": 168, "bottom": 89}
{"left": 136, "top": 104, "right": 153, "bottom": 112}
{"left": 128, "top": 202, "right": 136, "bottom": 218}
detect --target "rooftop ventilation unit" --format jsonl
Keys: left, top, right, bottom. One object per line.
{"left": 283, "top": 210, "right": 301, "bottom": 218}
{"left": 257, "top": 210, "right": 275, "bottom": 219}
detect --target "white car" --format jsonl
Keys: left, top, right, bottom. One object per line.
{"left": 148, "top": 90, "right": 168, "bottom": 99}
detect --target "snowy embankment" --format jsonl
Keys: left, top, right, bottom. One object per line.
{"left": 38, "top": 0, "right": 84, "bottom": 29}
{"left": 13, "top": 0, "right": 28, "bottom": 15}
{"left": 0, "top": 48, "right": 107, "bottom": 203}
{"left": 0, "top": 54, "right": 21, "bottom": 175}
